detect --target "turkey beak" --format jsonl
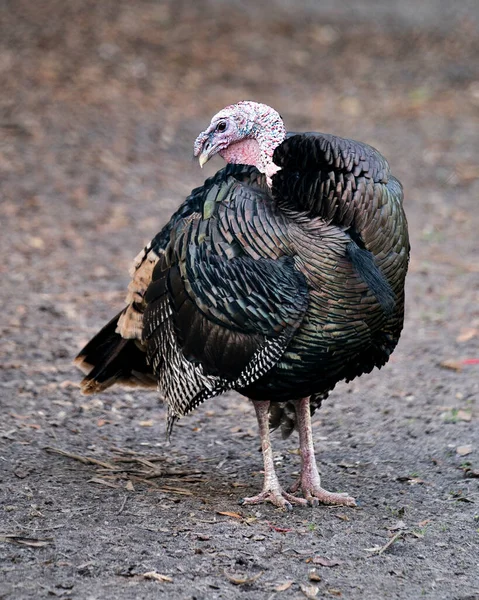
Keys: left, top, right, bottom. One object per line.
{"left": 198, "top": 149, "right": 211, "bottom": 169}
{"left": 198, "top": 135, "right": 216, "bottom": 168}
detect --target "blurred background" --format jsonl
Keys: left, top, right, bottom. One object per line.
{"left": 1, "top": 1, "right": 478, "bottom": 307}
{"left": 1, "top": 1, "right": 478, "bottom": 316}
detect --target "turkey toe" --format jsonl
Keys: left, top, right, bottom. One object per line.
{"left": 240, "top": 488, "right": 306, "bottom": 510}
{"left": 303, "top": 487, "right": 356, "bottom": 507}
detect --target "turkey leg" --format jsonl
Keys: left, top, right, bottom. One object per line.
{"left": 291, "top": 397, "right": 356, "bottom": 507}
{"left": 239, "top": 400, "right": 306, "bottom": 510}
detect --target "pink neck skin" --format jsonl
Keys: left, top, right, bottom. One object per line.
{"left": 219, "top": 138, "right": 261, "bottom": 166}
{"left": 218, "top": 137, "right": 280, "bottom": 185}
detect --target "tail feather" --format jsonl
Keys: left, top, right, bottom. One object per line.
{"left": 268, "top": 391, "right": 328, "bottom": 439}
{"left": 74, "top": 311, "right": 156, "bottom": 395}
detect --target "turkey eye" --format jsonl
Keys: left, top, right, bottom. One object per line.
{"left": 216, "top": 121, "right": 227, "bottom": 132}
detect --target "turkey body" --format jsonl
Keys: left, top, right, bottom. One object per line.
{"left": 76, "top": 129, "right": 409, "bottom": 507}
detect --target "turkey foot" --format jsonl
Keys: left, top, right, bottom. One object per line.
{"left": 294, "top": 397, "right": 356, "bottom": 508}
{"left": 242, "top": 400, "right": 307, "bottom": 510}
{"left": 240, "top": 485, "right": 306, "bottom": 510}
{"left": 288, "top": 475, "right": 356, "bottom": 507}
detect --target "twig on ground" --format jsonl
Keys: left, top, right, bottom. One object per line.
{"left": 118, "top": 494, "right": 128, "bottom": 515}
{"left": 44, "top": 447, "right": 116, "bottom": 470}
{"left": 367, "top": 531, "right": 404, "bottom": 556}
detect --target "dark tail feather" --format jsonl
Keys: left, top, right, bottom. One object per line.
{"left": 269, "top": 401, "right": 297, "bottom": 439}
{"left": 74, "top": 311, "right": 155, "bottom": 395}
{"left": 346, "top": 241, "right": 396, "bottom": 317}
{"left": 269, "top": 392, "right": 327, "bottom": 440}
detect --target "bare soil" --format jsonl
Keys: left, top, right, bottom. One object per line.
{"left": 1, "top": 1, "right": 478, "bottom": 599}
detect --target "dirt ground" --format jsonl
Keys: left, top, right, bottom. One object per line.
{"left": 1, "top": 1, "right": 478, "bottom": 599}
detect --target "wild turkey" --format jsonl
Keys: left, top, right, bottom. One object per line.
{"left": 76, "top": 101, "right": 409, "bottom": 509}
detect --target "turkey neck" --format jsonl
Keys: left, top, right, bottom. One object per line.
{"left": 220, "top": 120, "right": 285, "bottom": 183}
{"left": 255, "top": 121, "right": 286, "bottom": 182}
{"left": 220, "top": 138, "right": 262, "bottom": 168}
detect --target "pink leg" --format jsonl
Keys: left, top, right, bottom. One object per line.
{"left": 292, "top": 397, "right": 356, "bottom": 507}
{"left": 240, "top": 400, "right": 307, "bottom": 510}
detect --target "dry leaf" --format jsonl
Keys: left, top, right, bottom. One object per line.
{"left": 217, "top": 511, "right": 243, "bottom": 519}
{"left": 97, "top": 419, "right": 110, "bottom": 427}
{"left": 456, "top": 445, "right": 473, "bottom": 456}
{"left": 268, "top": 522, "right": 292, "bottom": 533}
{"left": 59, "top": 380, "right": 80, "bottom": 389}
{"left": 456, "top": 328, "right": 477, "bottom": 343}
{"left": 453, "top": 495, "right": 474, "bottom": 503}
{"left": 387, "top": 520, "right": 406, "bottom": 531}
{"left": 328, "top": 589, "right": 342, "bottom": 597}
{"left": 157, "top": 486, "right": 193, "bottom": 496}
{"left": 308, "top": 569, "right": 322, "bottom": 582}
{"left": 439, "top": 359, "right": 463, "bottom": 372}
{"left": 307, "top": 556, "right": 342, "bottom": 567}
{"left": 28, "top": 236, "right": 45, "bottom": 249}
{"left": 88, "top": 477, "right": 120, "bottom": 489}
{"left": 457, "top": 410, "right": 472, "bottom": 422}
{"left": 10, "top": 413, "right": 28, "bottom": 420}
{"left": 334, "top": 513, "right": 349, "bottom": 521}
{"left": 0, "top": 535, "right": 53, "bottom": 547}
{"left": 224, "top": 571, "right": 263, "bottom": 585}
{"left": 455, "top": 164, "right": 479, "bottom": 182}
{"left": 300, "top": 584, "right": 319, "bottom": 599}
{"left": 143, "top": 572, "right": 173, "bottom": 583}
{"left": 463, "top": 468, "right": 479, "bottom": 478}
{"left": 139, "top": 420, "right": 154, "bottom": 427}
{"left": 275, "top": 581, "right": 294, "bottom": 592}
{"left": 125, "top": 480, "right": 135, "bottom": 492}
{"left": 14, "top": 466, "right": 31, "bottom": 479}
{"left": 397, "top": 475, "right": 425, "bottom": 484}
